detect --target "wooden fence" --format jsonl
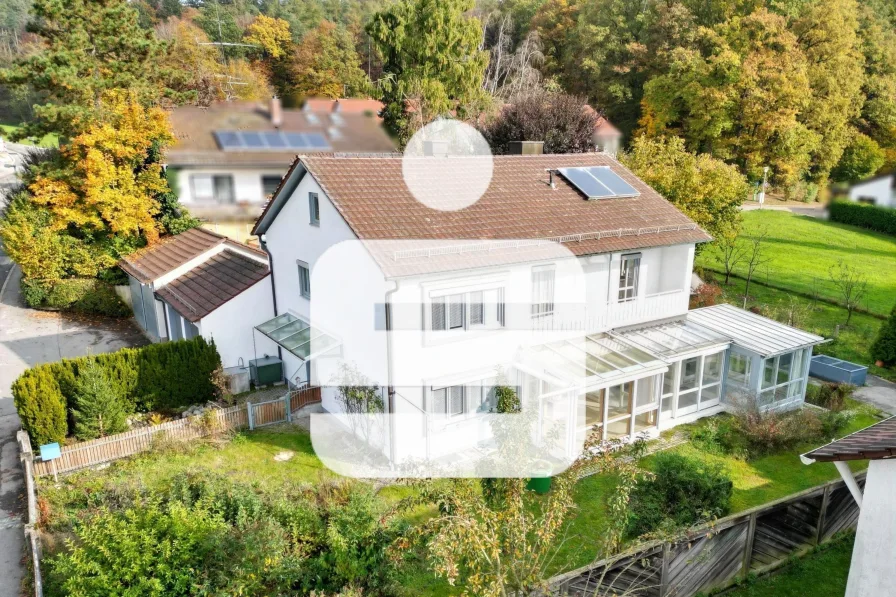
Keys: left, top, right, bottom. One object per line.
{"left": 17, "top": 431, "right": 43, "bottom": 597}
{"left": 32, "top": 388, "right": 322, "bottom": 478}
{"left": 551, "top": 472, "right": 865, "bottom": 597}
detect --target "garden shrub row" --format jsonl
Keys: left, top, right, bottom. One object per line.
{"left": 21, "top": 277, "right": 131, "bottom": 317}
{"left": 829, "top": 200, "right": 896, "bottom": 237}
{"left": 13, "top": 336, "right": 222, "bottom": 446}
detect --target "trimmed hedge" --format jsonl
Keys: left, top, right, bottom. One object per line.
{"left": 829, "top": 200, "right": 896, "bottom": 236}
{"left": 21, "top": 277, "right": 131, "bottom": 317}
{"left": 12, "top": 337, "right": 222, "bottom": 446}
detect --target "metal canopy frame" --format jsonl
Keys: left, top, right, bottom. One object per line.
{"left": 255, "top": 312, "right": 340, "bottom": 361}
{"left": 613, "top": 319, "right": 731, "bottom": 360}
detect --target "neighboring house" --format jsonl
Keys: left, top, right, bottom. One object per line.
{"left": 303, "top": 97, "right": 385, "bottom": 121}
{"left": 593, "top": 116, "right": 622, "bottom": 157}
{"left": 801, "top": 416, "right": 896, "bottom": 597}
{"left": 119, "top": 228, "right": 279, "bottom": 369}
{"left": 164, "top": 98, "right": 396, "bottom": 219}
{"left": 846, "top": 172, "right": 896, "bottom": 208}
{"left": 251, "top": 147, "right": 824, "bottom": 465}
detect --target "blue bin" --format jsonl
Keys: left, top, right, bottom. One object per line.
{"left": 809, "top": 355, "right": 868, "bottom": 386}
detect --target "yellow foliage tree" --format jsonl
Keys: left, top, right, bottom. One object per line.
{"left": 244, "top": 15, "right": 292, "bottom": 59}
{"left": 29, "top": 92, "right": 173, "bottom": 246}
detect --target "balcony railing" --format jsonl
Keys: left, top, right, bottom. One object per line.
{"left": 532, "top": 288, "right": 687, "bottom": 334}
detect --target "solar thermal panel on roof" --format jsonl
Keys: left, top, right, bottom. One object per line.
{"left": 558, "top": 166, "right": 640, "bottom": 199}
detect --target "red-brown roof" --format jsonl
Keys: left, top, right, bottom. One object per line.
{"left": 119, "top": 227, "right": 266, "bottom": 283}
{"left": 595, "top": 116, "right": 621, "bottom": 137}
{"left": 155, "top": 250, "right": 270, "bottom": 322}
{"left": 803, "top": 416, "right": 896, "bottom": 463}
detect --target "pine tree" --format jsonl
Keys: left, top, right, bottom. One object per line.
{"left": 871, "top": 306, "right": 896, "bottom": 366}
{"left": 71, "top": 359, "right": 129, "bottom": 440}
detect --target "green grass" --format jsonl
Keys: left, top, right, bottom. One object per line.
{"left": 0, "top": 121, "right": 59, "bottom": 148}
{"left": 719, "top": 534, "right": 854, "bottom": 597}
{"left": 710, "top": 274, "right": 896, "bottom": 383}
{"left": 697, "top": 210, "right": 896, "bottom": 315}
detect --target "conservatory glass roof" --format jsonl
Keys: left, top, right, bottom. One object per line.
{"left": 255, "top": 313, "right": 340, "bottom": 360}
{"left": 613, "top": 319, "right": 732, "bottom": 359}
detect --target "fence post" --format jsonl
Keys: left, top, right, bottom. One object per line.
{"left": 247, "top": 401, "right": 254, "bottom": 430}
{"left": 815, "top": 484, "right": 832, "bottom": 546}
{"left": 286, "top": 392, "right": 292, "bottom": 423}
{"left": 741, "top": 512, "right": 758, "bottom": 578}
{"left": 659, "top": 541, "right": 670, "bottom": 596}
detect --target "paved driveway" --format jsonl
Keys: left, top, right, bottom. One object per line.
{"left": 0, "top": 260, "right": 146, "bottom": 596}
{"left": 854, "top": 375, "right": 896, "bottom": 416}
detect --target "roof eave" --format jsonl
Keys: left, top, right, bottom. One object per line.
{"left": 252, "top": 158, "right": 308, "bottom": 236}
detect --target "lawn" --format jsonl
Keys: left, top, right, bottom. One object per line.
{"left": 709, "top": 274, "right": 896, "bottom": 383}
{"left": 719, "top": 533, "right": 854, "bottom": 597}
{"left": 0, "top": 121, "right": 59, "bottom": 148}
{"left": 697, "top": 210, "right": 896, "bottom": 316}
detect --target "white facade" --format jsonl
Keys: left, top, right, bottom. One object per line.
{"left": 174, "top": 166, "right": 286, "bottom": 207}
{"left": 847, "top": 174, "right": 895, "bottom": 208}
{"left": 846, "top": 459, "right": 896, "bottom": 597}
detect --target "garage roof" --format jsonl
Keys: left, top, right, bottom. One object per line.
{"left": 687, "top": 304, "right": 825, "bottom": 358}
{"left": 802, "top": 416, "right": 896, "bottom": 463}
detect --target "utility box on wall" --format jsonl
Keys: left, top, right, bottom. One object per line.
{"left": 249, "top": 356, "right": 283, "bottom": 386}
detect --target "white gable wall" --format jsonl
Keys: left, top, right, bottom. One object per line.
{"left": 848, "top": 175, "right": 895, "bottom": 208}
{"left": 175, "top": 166, "right": 287, "bottom": 206}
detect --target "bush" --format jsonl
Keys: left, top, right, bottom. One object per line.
{"left": 13, "top": 336, "right": 222, "bottom": 444}
{"left": 689, "top": 417, "right": 747, "bottom": 458}
{"left": 20, "top": 277, "right": 130, "bottom": 317}
{"left": 871, "top": 306, "right": 896, "bottom": 366}
{"left": 70, "top": 360, "right": 129, "bottom": 440}
{"left": 626, "top": 452, "right": 732, "bottom": 538}
{"left": 805, "top": 382, "right": 855, "bottom": 412}
{"left": 690, "top": 282, "right": 722, "bottom": 309}
{"left": 829, "top": 200, "right": 896, "bottom": 237}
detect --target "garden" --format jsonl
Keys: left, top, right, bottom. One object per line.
{"left": 30, "top": 377, "right": 883, "bottom": 596}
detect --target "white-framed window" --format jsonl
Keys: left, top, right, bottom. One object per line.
{"left": 618, "top": 253, "right": 641, "bottom": 302}
{"left": 191, "top": 174, "right": 234, "bottom": 203}
{"left": 757, "top": 349, "right": 809, "bottom": 408}
{"left": 432, "top": 385, "right": 465, "bottom": 416}
{"left": 430, "top": 288, "right": 504, "bottom": 332}
{"left": 262, "top": 175, "right": 281, "bottom": 197}
{"left": 663, "top": 350, "right": 726, "bottom": 419}
{"left": 728, "top": 352, "right": 751, "bottom": 386}
{"left": 297, "top": 261, "right": 311, "bottom": 299}
{"left": 580, "top": 374, "right": 661, "bottom": 440}
{"left": 431, "top": 380, "right": 498, "bottom": 417}
{"left": 531, "top": 264, "right": 555, "bottom": 318}
{"left": 309, "top": 192, "right": 320, "bottom": 226}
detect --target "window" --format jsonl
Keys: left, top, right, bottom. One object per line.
{"left": 756, "top": 350, "right": 807, "bottom": 409}
{"left": 585, "top": 389, "right": 605, "bottom": 428}
{"left": 607, "top": 382, "right": 633, "bottom": 419}
{"left": 679, "top": 357, "right": 699, "bottom": 392}
{"left": 777, "top": 352, "right": 793, "bottom": 385}
{"left": 728, "top": 353, "right": 751, "bottom": 385}
{"left": 634, "top": 410, "right": 658, "bottom": 433}
{"left": 531, "top": 265, "right": 555, "bottom": 318}
{"left": 430, "top": 288, "right": 504, "bottom": 332}
{"left": 703, "top": 352, "right": 723, "bottom": 385}
{"left": 191, "top": 174, "right": 235, "bottom": 203}
{"left": 762, "top": 358, "right": 777, "bottom": 389}
{"left": 298, "top": 262, "right": 311, "bottom": 298}
{"left": 432, "top": 386, "right": 465, "bottom": 416}
{"left": 262, "top": 175, "right": 281, "bottom": 197}
{"left": 635, "top": 376, "right": 657, "bottom": 408}
{"left": 618, "top": 253, "right": 641, "bottom": 302}
{"left": 309, "top": 192, "right": 320, "bottom": 225}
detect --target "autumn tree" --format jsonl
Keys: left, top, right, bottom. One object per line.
{"left": 829, "top": 260, "right": 869, "bottom": 326}
{"left": 367, "top": 0, "right": 491, "bottom": 142}
{"left": 244, "top": 14, "right": 292, "bottom": 60}
{"left": 482, "top": 91, "right": 597, "bottom": 154}
{"left": 0, "top": 0, "right": 179, "bottom": 140}
{"left": 286, "top": 20, "right": 370, "bottom": 102}
{"left": 832, "top": 132, "right": 886, "bottom": 182}
{"left": 621, "top": 135, "right": 748, "bottom": 241}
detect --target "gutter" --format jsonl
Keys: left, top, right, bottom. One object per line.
{"left": 384, "top": 279, "right": 399, "bottom": 467}
{"left": 259, "top": 234, "right": 282, "bottom": 362}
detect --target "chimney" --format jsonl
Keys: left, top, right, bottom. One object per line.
{"left": 423, "top": 140, "right": 450, "bottom": 157}
{"left": 270, "top": 96, "right": 283, "bottom": 129}
{"left": 508, "top": 140, "right": 544, "bottom": 155}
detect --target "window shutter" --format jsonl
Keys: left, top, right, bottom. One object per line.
{"left": 448, "top": 294, "right": 464, "bottom": 329}
{"left": 431, "top": 298, "right": 445, "bottom": 330}
{"left": 470, "top": 291, "right": 483, "bottom": 325}
{"left": 449, "top": 386, "right": 464, "bottom": 415}
{"left": 432, "top": 388, "right": 447, "bottom": 414}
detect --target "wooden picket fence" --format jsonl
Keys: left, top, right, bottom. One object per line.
{"left": 32, "top": 388, "right": 322, "bottom": 478}
{"left": 550, "top": 471, "right": 865, "bottom": 596}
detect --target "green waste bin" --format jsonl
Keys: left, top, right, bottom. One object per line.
{"left": 526, "top": 460, "right": 553, "bottom": 494}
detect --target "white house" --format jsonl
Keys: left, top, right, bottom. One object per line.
{"left": 250, "top": 148, "right": 824, "bottom": 470}
{"left": 119, "top": 228, "right": 279, "bottom": 370}
{"left": 164, "top": 98, "right": 396, "bottom": 221}
{"left": 802, "top": 416, "right": 896, "bottom": 597}
{"left": 846, "top": 172, "right": 896, "bottom": 208}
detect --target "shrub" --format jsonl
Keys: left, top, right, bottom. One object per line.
{"left": 20, "top": 277, "right": 130, "bottom": 317}
{"left": 626, "top": 452, "right": 732, "bottom": 538}
{"left": 871, "top": 306, "right": 896, "bottom": 366}
{"left": 70, "top": 360, "right": 129, "bottom": 440}
{"left": 13, "top": 336, "right": 222, "bottom": 443}
{"left": 805, "top": 382, "right": 855, "bottom": 412}
{"left": 689, "top": 417, "right": 746, "bottom": 458}
{"left": 829, "top": 200, "right": 896, "bottom": 237}
{"left": 690, "top": 282, "right": 723, "bottom": 309}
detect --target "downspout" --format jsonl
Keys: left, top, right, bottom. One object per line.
{"left": 259, "top": 234, "right": 283, "bottom": 362}
{"left": 384, "top": 279, "right": 399, "bottom": 466}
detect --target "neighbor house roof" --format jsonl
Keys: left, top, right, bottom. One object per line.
{"left": 304, "top": 98, "right": 384, "bottom": 118}
{"left": 165, "top": 100, "right": 395, "bottom": 168}
{"left": 155, "top": 250, "right": 270, "bottom": 322}
{"left": 802, "top": 416, "right": 896, "bottom": 463}
{"left": 688, "top": 303, "right": 825, "bottom": 358}
{"left": 119, "top": 227, "right": 266, "bottom": 284}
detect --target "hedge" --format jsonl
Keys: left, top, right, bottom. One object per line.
{"left": 828, "top": 200, "right": 896, "bottom": 237}
{"left": 12, "top": 336, "right": 222, "bottom": 446}
{"left": 21, "top": 277, "right": 131, "bottom": 317}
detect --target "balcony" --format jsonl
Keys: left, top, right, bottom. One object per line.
{"left": 533, "top": 288, "right": 688, "bottom": 334}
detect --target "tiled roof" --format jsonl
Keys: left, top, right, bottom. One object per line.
{"left": 304, "top": 98, "right": 384, "bottom": 117}
{"left": 803, "top": 416, "right": 896, "bottom": 462}
{"left": 120, "top": 228, "right": 226, "bottom": 283}
{"left": 119, "top": 227, "right": 266, "bottom": 283}
{"left": 156, "top": 250, "right": 270, "bottom": 322}
{"left": 165, "top": 101, "right": 395, "bottom": 167}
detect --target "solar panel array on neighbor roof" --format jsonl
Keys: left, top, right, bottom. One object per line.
{"left": 214, "top": 130, "right": 331, "bottom": 152}
{"left": 558, "top": 166, "right": 640, "bottom": 199}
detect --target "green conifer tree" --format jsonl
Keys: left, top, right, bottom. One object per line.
{"left": 71, "top": 359, "right": 129, "bottom": 440}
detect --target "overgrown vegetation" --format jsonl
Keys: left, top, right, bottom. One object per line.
{"left": 13, "top": 336, "right": 222, "bottom": 445}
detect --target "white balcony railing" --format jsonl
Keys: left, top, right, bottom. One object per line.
{"left": 531, "top": 288, "right": 687, "bottom": 334}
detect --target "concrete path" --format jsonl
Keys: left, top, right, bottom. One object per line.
{"left": 741, "top": 202, "right": 828, "bottom": 218}
{"left": 0, "top": 260, "right": 146, "bottom": 596}
{"left": 854, "top": 375, "right": 896, "bottom": 416}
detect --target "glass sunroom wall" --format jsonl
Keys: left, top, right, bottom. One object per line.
{"left": 658, "top": 348, "right": 729, "bottom": 429}
{"left": 755, "top": 347, "right": 813, "bottom": 411}
{"left": 576, "top": 373, "right": 662, "bottom": 442}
